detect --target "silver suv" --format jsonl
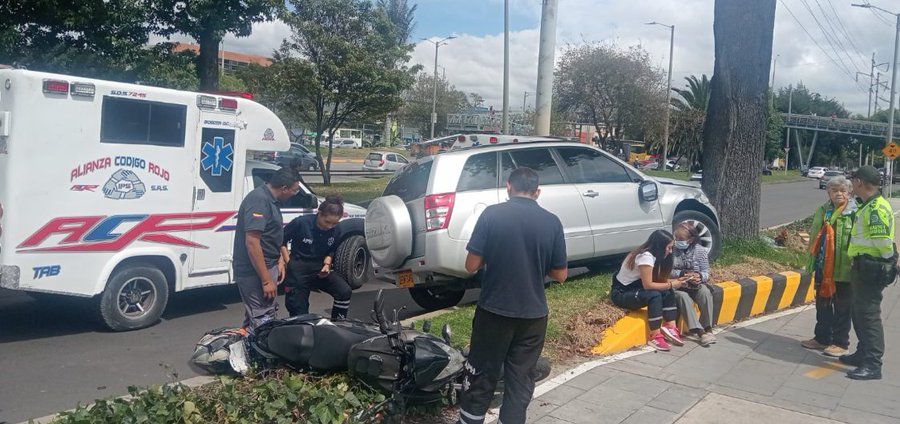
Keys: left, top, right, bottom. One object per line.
{"left": 365, "top": 141, "right": 721, "bottom": 310}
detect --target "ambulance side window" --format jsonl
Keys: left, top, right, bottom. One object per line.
{"left": 101, "top": 96, "right": 186, "bottom": 147}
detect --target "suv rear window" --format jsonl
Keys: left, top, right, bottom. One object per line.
{"left": 100, "top": 96, "right": 186, "bottom": 147}
{"left": 504, "top": 148, "right": 564, "bottom": 185}
{"left": 367, "top": 153, "right": 383, "bottom": 161}
{"left": 457, "top": 152, "right": 498, "bottom": 192}
{"left": 383, "top": 161, "right": 433, "bottom": 202}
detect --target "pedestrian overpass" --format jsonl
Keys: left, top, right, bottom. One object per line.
{"left": 781, "top": 113, "right": 900, "bottom": 140}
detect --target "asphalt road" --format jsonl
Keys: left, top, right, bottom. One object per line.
{"left": 0, "top": 178, "right": 825, "bottom": 423}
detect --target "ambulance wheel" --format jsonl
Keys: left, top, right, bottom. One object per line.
{"left": 335, "top": 235, "right": 370, "bottom": 290}
{"left": 98, "top": 265, "right": 169, "bottom": 331}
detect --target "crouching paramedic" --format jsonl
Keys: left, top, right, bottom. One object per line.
{"left": 457, "top": 167, "right": 568, "bottom": 424}
{"left": 282, "top": 195, "right": 352, "bottom": 320}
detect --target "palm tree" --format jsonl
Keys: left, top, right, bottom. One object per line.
{"left": 672, "top": 74, "right": 711, "bottom": 112}
{"left": 378, "top": 0, "right": 417, "bottom": 44}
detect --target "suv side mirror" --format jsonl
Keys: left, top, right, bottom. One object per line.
{"left": 639, "top": 180, "right": 659, "bottom": 202}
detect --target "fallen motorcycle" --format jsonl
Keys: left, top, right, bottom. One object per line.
{"left": 190, "top": 290, "right": 550, "bottom": 419}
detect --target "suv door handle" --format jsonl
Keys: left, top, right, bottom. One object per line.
{"left": 583, "top": 190, "right": 599, "bottom": 198}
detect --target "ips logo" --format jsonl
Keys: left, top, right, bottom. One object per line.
{"left": 33, "top": 265, "right": 61, "bottom": 279}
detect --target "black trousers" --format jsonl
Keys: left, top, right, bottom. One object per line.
{"left": 813, "top": 281, "right": 853, "bottom": 349}
{"left": 610, "top": 282, "right": 678, "bottom": 331}
{"left": 458, "top": 308, "right": 547, "bottom": 424}
{"left": 283, "top": 259, "right": 352, "bottom": 320}
{"left": 851, "top": 277, "right": 887, "bottom": 368}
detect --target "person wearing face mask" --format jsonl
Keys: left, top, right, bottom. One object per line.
{"left": 800, "top": 176, "right": 856, "bottom": 358}
{"left": 670, "top": 223, "right": 715, "bottom": 347}
{"left": 611, "top": 230, "right": 685, "bottom": 351}
{"left": 281, "top": 195, "right": 352, "bottom": 320}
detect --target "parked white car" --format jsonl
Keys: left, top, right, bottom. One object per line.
{"left": 363, "top": 151, "right": 410, "bottom": 171}
{"left": 807, "top": 167, "right": 827, "bottom": 179}
{"left": 365, "top": 141, "right": 722, "bottom": 310}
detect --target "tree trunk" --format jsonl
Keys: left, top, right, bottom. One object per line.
{"left": 198, "top": 32, "right": 221, "bottom": 92}
{"left": 701, "top": 0, "right": 775, "bottom": 238}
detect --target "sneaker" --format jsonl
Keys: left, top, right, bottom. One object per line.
{"left": 823, "top": 345, "right": 848, "bottom": 358}
{"left": 661, "top": 325, "right": 685, "bottom": 347}
{"left": 700, "top": 332, "right": 717, "bottom": 347}
{"left": 801, "top": 338, "right": 827, "bottom": 350}
{"left": 648, "top": 333, "right": 671, "bottom": 351}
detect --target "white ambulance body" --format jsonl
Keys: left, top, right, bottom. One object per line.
{"left": 0, "top": 70, "right": 370, "bottom": 331}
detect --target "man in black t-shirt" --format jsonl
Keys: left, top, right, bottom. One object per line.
{"left": 232, "top": 168, "right": 300, "bottom": 330}
{"left": 457, "top": 167, "right": 568, "bottom": 424}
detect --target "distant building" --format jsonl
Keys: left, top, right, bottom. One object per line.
{"left": 171, "top": 42, "right": 272, "bottom": 74}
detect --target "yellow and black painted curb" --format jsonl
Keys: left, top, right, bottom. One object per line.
{"left": 591, "top": 271, "right": 813, "bottom": 355}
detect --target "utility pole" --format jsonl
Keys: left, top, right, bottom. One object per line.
{"left": 854, "top": 3, "right": 900, "bottom": 197}
{"left": 502, "top": 0, "right": 510, "bottom": 134}
{"left": 523, "top": 91, "right": 530, "bottom": 113}
{"left": 647, "top": 21, "right": 675, "bottom": 170}
{"left": 785, "top": 85, "right": 793, "bottom": 175}
{"left": 422, "top": 36, "right": 456, "bottom": 139}
{"left": 534, "top": 0, "right": 559, "bottom": 136}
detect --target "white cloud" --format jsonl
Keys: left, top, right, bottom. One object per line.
{"left": 150, "top": 20, "right": 291, "bottom": 58}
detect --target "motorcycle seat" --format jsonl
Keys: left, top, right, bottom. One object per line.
{"left": 308, "top": 325, "right": 377, "bottom": 371}
{"left": 264, "top": 325, "right": 316, "bottom": 366}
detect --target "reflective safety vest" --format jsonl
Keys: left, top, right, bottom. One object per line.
{"left": 848, "top": 195, "right": 895, "bottom": 259}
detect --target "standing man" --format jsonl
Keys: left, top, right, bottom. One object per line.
{"left": 842, "top": 165, "right": 897, "bottom": 380}
{"left": 232, "top": 168, "right": 301, "bottom": 330}
{"left": 457, "top": 167, "right": 568, "bottom": 424}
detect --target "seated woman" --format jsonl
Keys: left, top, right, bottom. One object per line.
{"left": 671, "top": 223, "right": 716, "bottom": 347}
{"left": 611, "top": 229, "right": 686, "bottom": 351}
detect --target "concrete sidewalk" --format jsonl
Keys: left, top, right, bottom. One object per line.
{"left": 526, "top": 283, "right": 900, "bottom": 424}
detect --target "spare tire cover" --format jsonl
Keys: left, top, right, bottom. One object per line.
{"left": 365, "top": 195, "right": 413, "bottom": 268}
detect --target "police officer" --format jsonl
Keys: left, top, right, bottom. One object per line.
{"left": 233, "top": 168, "right": 300, "bottom": 330}
{"left": 841, "top": 165, "right": 897, "bottom": 380}
{"left": 281, "top": 194, "right": 352, "bottom": 320}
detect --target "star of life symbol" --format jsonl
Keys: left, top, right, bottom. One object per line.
{"left": 201, "top": 136, "right": 234, "bottom": 176}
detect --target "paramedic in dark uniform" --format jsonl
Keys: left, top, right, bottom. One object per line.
{"left": 233, "top": 168, "right": 300, "bottom": 330}
{"left": 457, "top": 167, "right": 568, "bottom": 424}
{"left": 282, "top": 194, "right": 352, "bottom": 320}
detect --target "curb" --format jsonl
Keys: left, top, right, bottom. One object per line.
{"left": 591, "top": 270, "right": 813, "bottom": 355}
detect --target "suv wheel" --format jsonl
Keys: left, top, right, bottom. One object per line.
{"left": 409, "top": 286, "right": 465, "bottom": 311}
{"left": 97, "top": 264, "right": 169, "bottom": 331}
{"left": 673, "top": 210, "right": 722, "bottom": 261}
{"left": 335, "top": 235, "right": 370, "bottom": 290}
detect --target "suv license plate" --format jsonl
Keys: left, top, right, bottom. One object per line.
{"left": 397, "top": 271, "right": 414, "bottom": 288}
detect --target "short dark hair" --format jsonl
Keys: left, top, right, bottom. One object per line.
{"left": 269, "top": 167, "right": 300, "bottom": 189}
{"left": 508, "top": 167, "right": 539, "bottom": 194}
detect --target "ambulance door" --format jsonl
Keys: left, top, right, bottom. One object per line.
{"left": 187, "top": 117, "right": 242, "bottom": 284}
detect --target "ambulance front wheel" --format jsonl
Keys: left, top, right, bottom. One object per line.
{"left": 97, "top": 264, "right": 169, "bottom": 331}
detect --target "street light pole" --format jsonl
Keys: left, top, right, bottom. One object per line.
{"left": 785, "top": 85, "right": 793, "bottom": 175}
{"left": 853, "top": 2, "right": 899, "bottom": 196}
{"left": 422, "top": 36, "right": 456, "bottom": 139}
{"left": 647, "top": 21, "right": 675, "bottom": 171}
{"left": 502, "top": 0, "right": 510, "bottom": 134}
{"left": 534, "top": 0, "right": 559, "bottom": 136}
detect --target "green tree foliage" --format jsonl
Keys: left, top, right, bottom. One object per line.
{"left": 377, "top": 0, "right": 417, "bottom": 46}
{"left": 400, "top": 74, "right": 471, "bottom": 138}
{"left": 554, "top": 42, "right": 666, "bottom": 144}
{"left": 246, "top": 0, "right": 417, "bottom": 184}
{"left": 669, "top": 75, "right": 710, "bottom": 168}
{"left": 151, "top": 0, "right": 282, "bottom": 91}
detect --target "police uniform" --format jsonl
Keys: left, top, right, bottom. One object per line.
{"left": 843, "top": 166, "right": 898, "bottom": 380}
{"left": 282, "top": 214, "right": 351, "bottom": 320}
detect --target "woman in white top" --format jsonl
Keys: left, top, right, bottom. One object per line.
{"left": 611, "top": 230, "right": 686, "bottom": 351}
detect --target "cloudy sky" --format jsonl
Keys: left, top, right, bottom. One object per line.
{"left": 198, "top": 0, "right": 898, "bottom": 115}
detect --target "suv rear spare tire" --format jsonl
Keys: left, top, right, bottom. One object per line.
{"left": 409, "top": 286, "right": 465, "bottom": 311}
{"left": 365, "top": 195, "right": 413, "bottom": 268}
{"left": 97, "top": 264, "right": 169, "bottom": 331}
{"left": 335, "top": 235, "right": 370, "bottom": 290}
{"left": 673, "top": 210, "right": 722, "bottom": 261}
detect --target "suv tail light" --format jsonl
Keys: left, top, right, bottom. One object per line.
{"left": 379, "top": 159, "right": 385, "bottom": 166}
{"left": 424, "top": 193, "right": 455, "bottom": 232}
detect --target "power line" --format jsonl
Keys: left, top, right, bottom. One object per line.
{"left": 816, "top": 0, "right": 868, "bottom": 71}
{"left": 779, "top": 0, "right": 868, "bottom": 93}
{"left": 869, "top": 8, "right": 894, "bottom": 28}
{"left": 825, "top": 0, "right": 868, "bottom": 62}
{"left": 799, "top": 0, "right": 861, "bottom": 77}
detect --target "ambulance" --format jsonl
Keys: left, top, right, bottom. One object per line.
{"left": 0, "top": 69, "right": 371, "bottom": 331}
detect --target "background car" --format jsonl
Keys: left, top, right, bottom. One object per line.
{"left": 333, "top": 138, "right": 362, "bottom": 149}
{"left": 807, "top": 166, "right": 826, "bottom": 179}
{"left": 363, "top": 151, "right": 410, "bottom": 171}
{"left": 819, "top": 170, "right": 844, "bottom": 189}
{"left": 275, "top": 144, "right": 319, "bottom": 171}
{"left": 690, "top": 170, "right": 703, "bottom": 181}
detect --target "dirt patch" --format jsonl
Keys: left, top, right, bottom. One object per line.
{"left": 710, "top": 257, "right": 794, "bottom": 283}
{"left": 553, "top": 300, "right": 626, "bottom": 360}
{"left": 774, "top": 227, "right": 809, "bottom": 252}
